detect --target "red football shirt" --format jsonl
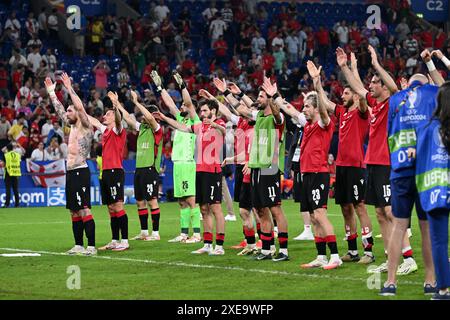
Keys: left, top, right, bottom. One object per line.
{"left": 101, "top": 126, "right": 126, "bottom": 170}
{"left": 192, "top": 119, "right": 226, "bottom": 173}
{"left": 365, "top": 93, "right": 390, "bottom": 166}
{"left": 300, "top": 119, "right": 334, "bottom": 173}
{"left": 232, "top": 116, "right": 254, "bottom": 183}
{"left": 335, "top": 105, "right": 369, "bottom": 168}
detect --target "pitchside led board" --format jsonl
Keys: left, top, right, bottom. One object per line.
{"left": 411, "top": 0, "right": 449, "bottom": 22}
{"left": 64, "top": 0, "right": 107, "bottom": 16}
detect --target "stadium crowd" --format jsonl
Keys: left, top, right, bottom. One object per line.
{"left": 0, "top": 0, "right": 449, "bottom": 164}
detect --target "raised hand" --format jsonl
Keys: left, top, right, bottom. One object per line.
{"left": 198, "top": 89, "right": 215, "bottom": 100}
{"left": 368, "top": 45, "right": 379, "bottom": 66}
{"left": 336, "top": 47, "right": 347, "bottom": 68}
{"left": 431, "top": 49, "right": 444, "bottom": 60}
{"left": 61, "top": 72, "right": 72, "bottom": 89}
{"left": 213, "top": 78, "right": 227, "bottom": 93}
{"left": 227, "top": 82, "right": 242, "bottom": 95}
{"left": 306, "top": 60, "right": 322, "bottom": 79}
{"left": 153, "top": 111, "right": 165, "bottom": 122}
{"left": 350, "top": 52, "right": 358, "bottom": 70}
{"left": 420, "top": 49, "right": 432, "bottom": 63}
{"left": 173, "top": 71, "right": 185, "bottom": 88}
{"left": 107, "top": 91, "right": 119, "bottom": 104}
{"left": 242, "top": 162, "right": 250, "bottom": 176}
{"left": 261, "top": 77, "right": 277, "bottom": 97}
{"left": 44, "top": 77, "right": 55, "bottom": 94}
{"left": 151, "top": 70, "right": 162, "bottom": 88}
{"left": 130, "top": 90, "right": 138, "bottom": 103}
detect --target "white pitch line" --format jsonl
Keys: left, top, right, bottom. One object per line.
{"left": 0, "top": 214, "right": 345, "bottom": 226}
{"left": 0, "top": 247, "right": 422, "bottom": 286}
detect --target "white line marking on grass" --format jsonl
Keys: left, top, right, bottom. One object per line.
{"left": 0, "top": 247, "right": 422, "bottom": 286}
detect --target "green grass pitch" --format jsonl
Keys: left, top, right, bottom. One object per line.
{"left": 0, "top": 200, "right": 436, "bottom": 300}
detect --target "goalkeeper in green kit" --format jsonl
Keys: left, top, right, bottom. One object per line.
{"left": 151, "top": 70, "right": 202, "bottom": 243}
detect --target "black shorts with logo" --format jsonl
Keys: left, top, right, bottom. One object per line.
{"left": 334, "top": 166, "right": 366, "bottom": 205}
{"left": 251, "top": 168, "right": 281, "bottom": 209}
{"left": 234, "top": 164, "right": 244, "bottom": 202}
{"left": 239, "top": 182, "right": 252, "bottom": 210}
{"left": 101, "top": 169, "right": 125, "bottom": 205}
{"left": 66, "top": 167, "right": 91, "bottom": 211}
{"left": 134, "top": 166, "right": 159, "bottom": 201}
{"left": 300, "top": 172, "right": 330, "bottom": 213}
{"left": 196, "top": 171, "right": 222, "bottom": 205}
{"left": 293, "top": 170, "right": 302, "bottom": 203}
{"left": 365, "top": 165, "right": 391, "bottom": 208}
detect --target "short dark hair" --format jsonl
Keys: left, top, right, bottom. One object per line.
{"left": 6, "top": 143, "right": 13, "bottom": 151}
{"left": 200, "top": 99, "right": 219, "bottom": 113}
{"left": 145, "top": 104, "right": 159, "bottom": 113}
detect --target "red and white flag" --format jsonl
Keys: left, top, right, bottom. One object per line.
{"left": 26, "top": 159, "right": 66, "bottom": 188}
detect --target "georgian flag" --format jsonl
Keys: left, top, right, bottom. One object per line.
{"left": 26, "top": 159, "right": 66, "bottom": 187}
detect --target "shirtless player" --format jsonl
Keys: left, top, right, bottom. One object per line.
{"left": 45, "top": 73, "right": 96, "bottom": 255}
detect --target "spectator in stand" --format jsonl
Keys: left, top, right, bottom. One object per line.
{"left": 26, "top": 33, "right": 42, "bottom": 50}
{"left": 25, "top": 12, "right": 39, "bottom": 39}
{"left": 35, "top": 60, "right": 49, "bottom": 85}
{"left": 41, "top": 117, "right": 52, "bottom": 144}
{"left": 221, "top": 1, "right": 234, "bottom": 26}
{"left": 87, "top": 90, "right": 104, "bottom": 114}
{"left": 0, "top": 63, "right": 9, "bottom": 99}
{"left": 202, "top": 1, "right": 218, "bottom": 23}
{"left": 5, "top": 11, "right": 21, "bottom": 42}
{"left": 91, "top": 18, "right": 104, "bottom": 56}
{"left": 14, "top": 78, "right": 32, "bottom": 110}
{"left": 0, "top": 115, "right": 11, "bottom": 149}
{"left": 103, "top": 15, "right": 117, "bottom": 56}
{"left": 213, "top": 35, "right": 228, "bottom": 65}
{"left": 368, "top": 30, "right": 380, "bottom": 50}
{"left": 272, "top": 31, "right": 285, "bottom": 49}
{"left": 1, "top": 100, "right": 16, "bottom": 123}
{"left": 298, "top": 26, "right": 308, "bottom": 60}
{"left": 45, "top": 121, "right": 63, "bottom": 147}
{"left": 285, "top": 30, "right": 300, "bottom": 64}
{"left": 47, "top": 8, "right": 59, "bottom": 40}
{"left": 30, "top": 141, "right": 47, "bottom": 161}
{"left": 42, "top": 48, "right": 57, "bottom": 73}
{"left": 349, "top": 21, "right": 362, "bottom": 46}
{"left": 9, "top": 49, "right": 27, "bottom": 71}
{"left": 273, "top": 44, "right": 286, "bottom": 72}
{"left": 316, "top": 26, "right": 330, "bottom": 64}
{"left": 383, "top": 35, "right": 398, "bottom": 59}
{"left": 209, "top": 12, "right": 227, "bottom": 48}
{"left": 45, "top": 136, "right": 63, "bottom": 160}
{"left": 154, "top": 0, "right": 170, "bottom": 26}
{"left": 335, "top": 20, "right": 349, "bottom": 48}
{"left": 434, "top": 28, "right": 446, "bottom": 50}
{"left": 405, "top": 52, "right": 419, "bottom": 76}
{"left": 126, "top": 128, "right": 137, "bottom": 160}
{"left": 38, "top": 7, "right": 47, "bottom": 39}
{"left": 27, "top": 45, "right": 42, "bottom": 73}
{"left": 92, "top": 60, "right": 110, "bottom": 97}
{"left": 17, "top": 97, "right": 32, "bottom": 121}
{"left": 405, "top": 33, "right": 419, "bottom": 55}
{"left": 395, "top": 17, "right": 410, "bottom": 43}
{"left": 251, "top": 30, "right": 266, "bottom": 56}
{"left": 8, "top": 113, "right": 26, "bottom": 141}
{"left": 117, "top": 65, "right": 130, "bottom": 89}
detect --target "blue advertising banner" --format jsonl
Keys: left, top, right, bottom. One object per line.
{"left": 64, "top": 0, "right": 107, "bottom": 17}
{"left": 411, "top": 0, "right": 449, "bottom": 22}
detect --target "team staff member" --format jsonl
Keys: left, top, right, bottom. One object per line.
{"left": 1, "top": 143, "right": 21, "bottom": 208}
{"left": 410, "top": 82, "right": 450, "bottom": 300}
